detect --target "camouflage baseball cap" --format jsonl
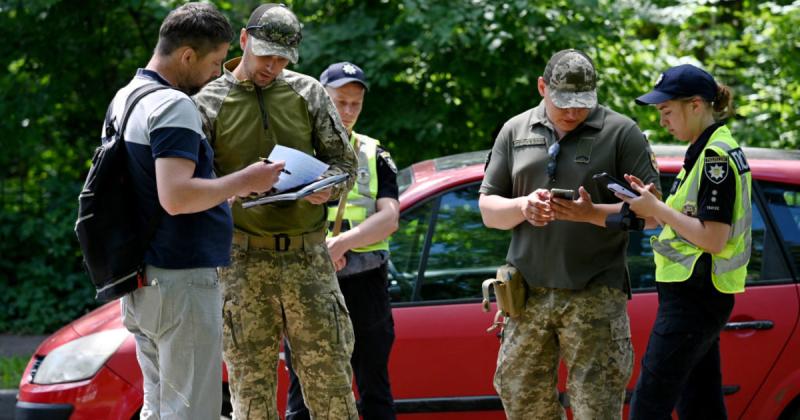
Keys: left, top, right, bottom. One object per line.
{"left": 245, "top": 4, "right": 302, "bottom": 64}
{"left": 543, "top": 49, "right": 597, "bottom": 109}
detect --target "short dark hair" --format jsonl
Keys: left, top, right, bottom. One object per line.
{"left": 155, "top": 3, "right": 234, "bottom": 57}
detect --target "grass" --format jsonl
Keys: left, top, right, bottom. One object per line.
{"left": 0, "top": 356, "right": 30, "bottom": 389}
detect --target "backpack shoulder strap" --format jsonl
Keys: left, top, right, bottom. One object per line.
{"left": 116, "top": 83, "right": 171, "bottom": 142}
{"left": 113, "top": 82, "right": 172, "bottom": 245}
{"left": 103, "top": 101, "right": 116, "bottom": 138}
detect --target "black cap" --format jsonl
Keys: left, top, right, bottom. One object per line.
{"left": 319, "top": 62, "right": 368, "bottom": 91}
{"left": 636, "top": 64, "right": 717, "bottom": 105}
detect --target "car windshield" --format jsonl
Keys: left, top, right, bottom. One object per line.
{"left": 397, "top": 167, "right": 413, "bottom": 194}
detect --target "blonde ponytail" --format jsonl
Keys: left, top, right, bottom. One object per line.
{"left": 713, "top": 84, "right": 735, "bottom": 121}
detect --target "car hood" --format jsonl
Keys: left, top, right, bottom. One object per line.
{"left": 35, "top": 300, "right": 123, "bottom": 355}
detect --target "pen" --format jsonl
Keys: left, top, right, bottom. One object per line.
{"left": 263, "top": 158, "right": 292, "bottom": 175}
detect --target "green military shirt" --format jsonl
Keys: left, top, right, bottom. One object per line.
{"left": 194, "top": 57, "right": 356, "bottom": 236}
{"left": 480, "top": 101, "right": 660, "bottom": 291}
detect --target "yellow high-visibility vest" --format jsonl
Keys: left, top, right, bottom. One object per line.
{"left": 327, "top": 132, "right": 389, "bottom": 252}
{"left": 651, "top": 125, "right": 752, "bottom": 293}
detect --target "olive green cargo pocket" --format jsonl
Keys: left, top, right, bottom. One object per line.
{"left": 330, "top": 292, "right": 354, "bottom": 352}
{"left": 609, "top": 313, "right": 634, "bottom": 386}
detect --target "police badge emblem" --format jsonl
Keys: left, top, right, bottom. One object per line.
{"left": 343, "top": 63, "right": 357, "bottom": 75}
{"left": 705, "top": 155, "right": 729, "bottom": 184}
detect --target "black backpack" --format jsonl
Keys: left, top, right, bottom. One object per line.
{"left": 75, "top": 83, "right": 168, "bottom": 301}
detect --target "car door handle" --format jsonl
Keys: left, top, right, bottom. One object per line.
{"left": 724, "top": 320, "right": 773, "bottom": 331}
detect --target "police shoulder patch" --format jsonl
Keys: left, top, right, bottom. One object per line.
{"left": 728, "top": 147, "right": 751, "bottom": 174}
{"left": 704, "top": 154, "right": 729, "bottom": 184}
{"left": 380, "top": 150, "right": 397, "bottom": 173}
{"left": 649, "top": 150, "right": 659, "bottom": 174}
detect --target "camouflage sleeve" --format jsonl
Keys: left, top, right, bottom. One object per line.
{"left": 308, "top": 82, "right": 357, "bottom": 199}
{"left": 191, "top": 79, "right": 229, "bottom": 147}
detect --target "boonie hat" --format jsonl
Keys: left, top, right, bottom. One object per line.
{"left": 543, "top": 49, "right": 597, "bottom": 109}
{"left": 320, "top": 62, "right": 369, "bottom": 91}
{"left": 246, "top": 4, "right": 302, "bottom": 64}
{"left": 636, "top": 64, "right": 717, "bottom": 105}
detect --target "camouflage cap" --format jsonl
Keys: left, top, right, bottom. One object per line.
{"left": 543, "top": 49, "right": 597, "bottom": 109}
{"left": 245, "top": 4, "right": 302, "bottom": 64}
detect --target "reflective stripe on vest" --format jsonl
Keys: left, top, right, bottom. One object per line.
{"left": 326, "top": 132, "right": 389, "bottom": 252}
{"left": 651, "top": 125, "right": 752, "bottom": 293}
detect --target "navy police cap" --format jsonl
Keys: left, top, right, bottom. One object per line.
{"left": 320, "top": 62, "right": 368, "bottom": 91}
{"left": 636, "top": 64, "right": 717, "bottom": 105}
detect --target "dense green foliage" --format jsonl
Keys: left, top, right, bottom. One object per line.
{"left": 1, "top": 0, "right": 797, "bottom": 333}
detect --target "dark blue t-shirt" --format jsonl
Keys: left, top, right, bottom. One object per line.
{"left": 103, "top": 69, "right": 232, "bottom": 268}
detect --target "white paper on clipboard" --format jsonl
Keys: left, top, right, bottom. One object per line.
{"left": 268, "top": 145, "right": 329, "bottom": 193}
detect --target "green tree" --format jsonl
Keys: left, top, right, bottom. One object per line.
{"left": 1, "top": 0, "right": 796, "bottom": 333}
{"left": 0, "top": 0, "right": 171, "bottom": 332}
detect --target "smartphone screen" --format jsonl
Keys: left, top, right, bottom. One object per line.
{"left": 592, "top": 172, "right": 639, "bottom": 198}
{"left": 550, "top": 188, "right": 575, "bottom": 199}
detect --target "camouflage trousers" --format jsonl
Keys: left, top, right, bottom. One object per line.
{"left": 494, "top": 284, "right": 633, "bottom": 420}
{"left": 220, "top": 241, "right": 358, "bottom": 420}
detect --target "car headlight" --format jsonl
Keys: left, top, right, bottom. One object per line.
{"left": 33, "top": 328, "right": 129, "bottom": 384}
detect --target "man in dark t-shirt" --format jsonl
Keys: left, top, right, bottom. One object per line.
{"left": 479, "top": 49, "right": 660, "bottom": 419}
{"left": 108, "top": 5, "right": 284, "bottom": 419}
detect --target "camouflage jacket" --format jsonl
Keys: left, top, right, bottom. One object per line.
{"left": 194, "top": 57, "right": 356, "bottom": 236}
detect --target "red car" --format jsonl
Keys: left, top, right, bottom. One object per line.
{"left": 16, "top": 145, "right": 800, "bottom": 419}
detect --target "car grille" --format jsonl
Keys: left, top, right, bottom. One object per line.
{"left": 28, "top": 355, "right": 44, "bottom": 383}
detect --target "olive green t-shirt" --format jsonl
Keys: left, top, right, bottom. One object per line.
{"left": 480, "top": 101, "right": 660, "bottom": 291}
{"left": 194, "top": 58, "right": 356, "bottom": 236}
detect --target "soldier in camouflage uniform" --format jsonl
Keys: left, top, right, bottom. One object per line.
{"left": 193, "top": 4, "right": 358, "bottom": 420}
{"left": 479, "top": 49, "right": 661, "bottom": 419}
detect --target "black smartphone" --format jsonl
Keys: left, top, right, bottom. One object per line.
{"left": 550, "top": 188, "right": 575, "bottom": 200}
{"left": 592, "top": 172, "right": 639, "bottom": 197}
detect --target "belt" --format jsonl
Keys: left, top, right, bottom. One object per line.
{"left": 232, "top": 230, "right": 326, "bottom": 252}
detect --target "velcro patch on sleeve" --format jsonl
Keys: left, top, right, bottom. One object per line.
{"left": 380, "top": 150, "right": 397, "bottom": 173}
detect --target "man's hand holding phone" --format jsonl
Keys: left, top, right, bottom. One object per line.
{"left": 520, "top": 189, "right": 554, "bottom": 226}
{"left": 550, "top": 186, "right": 599, "bottom": 223}
{"left": 550, "top": 188, "right": 575, "bottom": 200}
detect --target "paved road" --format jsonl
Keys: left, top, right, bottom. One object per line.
{"left": 0, "top": 390, "right": 16, "bottom": 420}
